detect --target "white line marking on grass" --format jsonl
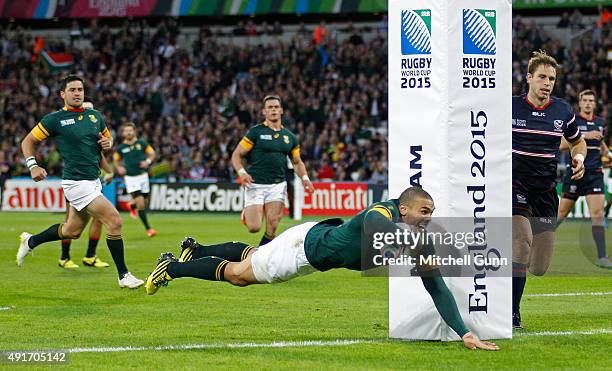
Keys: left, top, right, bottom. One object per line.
{"left": 0, "top": 306, "right": 14, "bottom": 311}
{"left": 55, "top": 329, "right": 612, "bottom": 354}
{"left": 526, "top": 291, "right": 612, "bottom": 297}
{"left": 517, "top": 329, "right": 612, "bottom": 337}
{"left": 68, "top": 339, "right": 380, "bottom": 354}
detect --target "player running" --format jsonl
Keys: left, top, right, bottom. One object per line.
{"left": 231, "top": 95, "right": 314, "bottom": 246}
{"left": 511, "top": 51, "right": 587, "bottom": 328}
{"left": 58, "top": 97, "right": 111, "bottom": 269}
{"left": 17, "top": 75, "right": 143, "bottom": 288}
{"left": 556, "top": 89, "right": 612, "bottom": 269}
{"left": 113, "top": 122, "right": 157, "bottom": 237}
{"left": 145, "top": 187, "right": 499, "bottom": 351}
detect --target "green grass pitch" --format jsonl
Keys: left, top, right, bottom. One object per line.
{"left": 0, "top": 212, "right": 610, "bottom": 369}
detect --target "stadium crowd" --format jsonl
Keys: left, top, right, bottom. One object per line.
{"left": 0, "top": 13, "right": 609, "bottom": 187}
{"left": 0, "top": 18, "right": 388, "bottom": 184}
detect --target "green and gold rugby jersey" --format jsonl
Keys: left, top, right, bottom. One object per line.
{"left": 114, "top": 139, "right": 154, "bottom": 176}
{"left": 304, "top": 200, "right": 401, "bottom": 271}
{"left": 238, "top": 122, "right": 300, "bottom": 184}
{"left": 31, "top": 107, "right": 109, "bottom": 180}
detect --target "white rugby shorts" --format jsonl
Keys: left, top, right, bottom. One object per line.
{"left": 124, "top": 172, "right": 150, "bottom": 194}
{"left": 61, "top": 179, "right": 102, "bottom": 211}
{"left": 244, "top": 181, "right": 286, "bottom": 207}
{"left": 250, "top": 222, "right": 318, "bottom": 283}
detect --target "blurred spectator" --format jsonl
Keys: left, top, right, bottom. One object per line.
{"left": 557, "top": 12, "right": 570, "bottom": 28}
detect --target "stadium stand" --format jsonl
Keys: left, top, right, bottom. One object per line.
{"left": 0, "top": 11, "right": 609, "bottom": 184}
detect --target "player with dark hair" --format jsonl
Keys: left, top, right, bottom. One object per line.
{"left": 512, "top": 51, "right": 587, "bottom": 328}
{"left": 17, "top": 74, "right": 143, "bottom": 288}
{"left": 113, "top": 122, "right": 156, "bottom": 237}
{"left": 145, "top": 186, "right": 499, "bottom": 351}
{"left": 231, "top": 95, "right": 314, "bottom": 246}
{"left": 58, "top": 96, "right": 111, "bottom": 269}
{"left": 557, "top": 89, "right": 611, "bottom": 269}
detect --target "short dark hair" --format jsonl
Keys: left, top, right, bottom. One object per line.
{"left": 263, "top": 94, "right": 282, "bottom": 106}
{"left": 60, "top": 74, "right": 85, "bottom": 92}
{"left": 398, "top": 186, "right": 433, "bottom": 206}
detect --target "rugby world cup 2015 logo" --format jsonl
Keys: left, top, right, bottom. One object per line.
{"left": 400, "top": 9, "right": 431, "bottom": 55}
{"left": 463, "top": 9, "right": 496, "bottom": 55}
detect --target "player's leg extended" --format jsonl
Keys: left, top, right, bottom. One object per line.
{"left": 585, "top": 194, "right": 610, "bottom": 268}
{"left": 17, "top": 205, "right": 89, "bottom": 266}
{"left": 512, "top": 215, "right": 532, "bottom": 328}
{"left": 179, "top": 237, "right": 255, "bottom": 263}
{"left": 260, "top": 201, "right": 284, "bottom": 246}
{"left": 82, "top": 218, "right": 109, "bottom": 268}
{"left": 146, "top": 251, "right": 258, "bottom": 295}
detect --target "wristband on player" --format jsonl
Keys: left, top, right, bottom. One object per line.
{"left": 574, "top": 154, "right": 585, "bottom": 163}
{"left": 237, "top": 168, "right": 247, "bottom": 177}
{"left": 25, "top": 156, "right": 38, "bottom": 170}
{"left": 302, "top": 174, "right": 310, "bottom": 182}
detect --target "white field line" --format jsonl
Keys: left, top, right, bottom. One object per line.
{"left": 67, "top": 339, "right": 379, "bottom": 353}
{"left": 24, "top": 329, "right": 610, "bottom": 354}
{"left": 516, "top": 329, "right": 612, "bottom": 337}
{"left": 0, "top": 307, "right": 14, "bottom": 311}
{"left": 526, "top": 291, "right": 612, "bottom": 297}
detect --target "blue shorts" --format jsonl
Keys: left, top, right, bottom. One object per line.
{"left": 561, "top": 169, "right": 604, "bottom": 200}
{"left": 512, "top": 182, "right": 558, "bottom": 233}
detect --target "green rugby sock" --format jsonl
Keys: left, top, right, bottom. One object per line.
{"left": 86, "top": 239, "right": 99, "bottom": 258}
{"left": 190, "top": 241, "right": 255, "bottom": 262}
{"left": 60, "top": 240, "right": 71, "bottom": 260}
{"left": 167, "top": 257, "right": 229, "bottom": 281}
{"left": 29, "top": 224, "right": 64, "bottom": 249}
{"left": 106, "top": 234, "right": 128, "bottom": 277}
{"left": 137, "top": 210, "right": 151, "bottom": 229}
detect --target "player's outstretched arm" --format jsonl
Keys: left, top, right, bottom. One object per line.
{"left": 420, "top": 273, "right": 499, "bottom": 350}
{"left": 21, "top": 132, "right": 47, "bottom": 182}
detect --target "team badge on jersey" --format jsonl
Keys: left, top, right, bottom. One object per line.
{"left": 89, "top": 114, "right": 97, "bottom": 123}
{"left": 283, "top": 135, "right": 289, "bottom": 144}
{"left": 553, "top": 120, "right": 564, "bottom": 130}
{"left": 274, "top": 133, "right": 279, "bottom": 139}
{"left": 516, "top": 193, "right": 527, "bottom": 204}
{"left": 77, "top": 115, "right": 83, "bottom": 120}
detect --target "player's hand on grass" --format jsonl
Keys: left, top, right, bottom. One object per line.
{"left": 30, "top": 166, "right": 47, "bottom": 182}
{"left": 97, "top": 133, "right": 113, "bottom": 150}
{"left": 462, "top": 332, "right": 499, "bottom": 351}
{"left": 303, "top": 179, "right": 315, "bottom": 193}
{"left": 571, "top": 156, "right": 585, "bottom": 180}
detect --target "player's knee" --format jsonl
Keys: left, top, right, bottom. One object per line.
{"left": 590, "top": 209, "right": 604, "bottom": 220}
{"left": 62, "top": 228, "right": 82, "bottom": 239}
{"left": 106, "top": 212, "right": 123, "bottom": 231}
{"left": 135, "top": 199, "right": 145, "bottom": 210}
{"left": 246, "top": 224, "right": 261, "bottom": 233}
{"left": 529, "top": 265, "right": 548, "bottom": 276}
